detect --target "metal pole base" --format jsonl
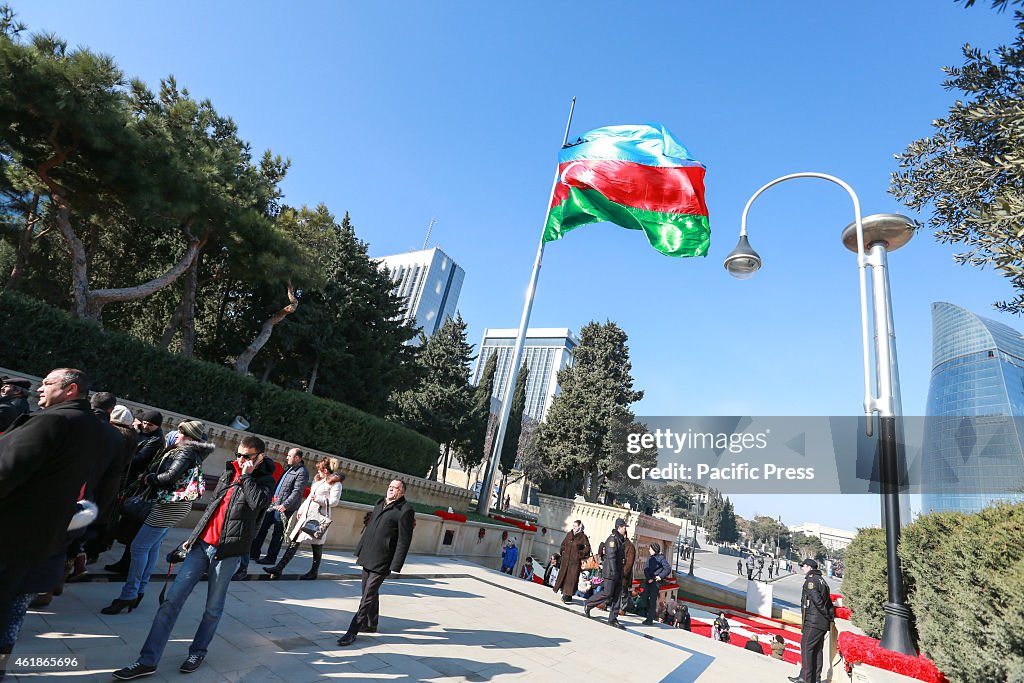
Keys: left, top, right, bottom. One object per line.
{"left": 880, "top": 602, "right": 917, "bottom": 655}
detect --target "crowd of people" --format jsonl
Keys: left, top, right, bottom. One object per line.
{"left": 0, "top": 368, "right": 415, "bottom": 680}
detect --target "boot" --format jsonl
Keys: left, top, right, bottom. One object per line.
{"left": 299, "top": 546, "right": 322, "bottom": 580}
{"left": 104, "top": 546, "right": 131, "bottom": 575}
{"left": 263, "top": 543, "right": 298, "bottom": 578}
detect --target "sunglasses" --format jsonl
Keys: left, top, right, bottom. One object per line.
{"left": 237, "top": 451, "right": 264, "bottom": 460}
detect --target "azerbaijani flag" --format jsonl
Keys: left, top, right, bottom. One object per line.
{"left": 543, "top": 123, "right": 709, "bottom": 258}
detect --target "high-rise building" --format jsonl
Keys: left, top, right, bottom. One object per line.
{"left": 922, "top": 302, "right": 1024, "bottom": 514}
{"left": 375, "top": 247, "right": 465, "bottom": 343}
{"left": 473, "top": 328, "right": 578, "bottom": 422}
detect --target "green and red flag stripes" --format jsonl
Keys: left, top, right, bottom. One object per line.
{"left": 543, "top": 123, "right": 709, "bottom": 258}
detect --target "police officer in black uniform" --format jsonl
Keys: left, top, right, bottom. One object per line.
{"left": 789, "top": 558, "right": 835, "bottom": 683}
{"left": 583, "top": 518, "right": 627, "bottom": 629}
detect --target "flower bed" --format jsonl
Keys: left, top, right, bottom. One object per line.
{"left": 491, "top": 514, "right": 538, "bottom": 532}
{"left": 838, "top": 632, "right": 947, "bottom": 683}
{"left": 433, "top": 510, "right": 467, "bottom": 523}
{"left": 835, "top": 606, "right": 852, "bottom": 620}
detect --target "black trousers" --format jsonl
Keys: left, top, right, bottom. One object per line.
{"left": 349, "top": 568, "right": 388, "bottom": 632}
{"left": 250, "top": 509, "right": 291, "bottom": 561}
{"left": 800, "top": 626, "right": 827, "bottom": 682}
{"left": 584, "top": 580, "right": 624, "bottom": 623}
{"left": 641, "top": 580, "right": 660, "bottom": 621}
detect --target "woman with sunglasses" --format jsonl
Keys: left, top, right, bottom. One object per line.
{"left": 264, "top": 457, "right": 343, "bottom": 580}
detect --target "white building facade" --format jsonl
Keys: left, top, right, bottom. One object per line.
{"left": 472, "top": 328, "right": 578, "bottom": 422}
{"left": 789, "top": 522, "right": 858, "bottom": 551}
{"left": 375, "top": 247, "right": 465, "bottom": 343}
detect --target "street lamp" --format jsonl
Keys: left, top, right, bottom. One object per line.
{"left": 723, "top": 172, "right": 917, "bottom": 656}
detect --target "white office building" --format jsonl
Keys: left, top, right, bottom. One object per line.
{"left": 375, "top": 247, "right": 465, "bottom": 343}
{"left": 789, "top": 522, "right": 858, "bottom": 551}
{"left": 472, "top": 328, "right": 578, "bottom": 422}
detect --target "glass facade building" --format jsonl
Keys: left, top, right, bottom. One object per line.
{"left": 922, "top": 302, "right": 1024, "bottom": 513}
{"left": 375, "top": 247, "right": 465, "bottom": 345}
{"left": 472, "top": 328, "right": 578, "bottom": 422}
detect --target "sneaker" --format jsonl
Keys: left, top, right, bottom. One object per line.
{"left": 112, "top": 662, "right": 156, "bottom": 679}
{"left": 231, "top": 569, "right": 249, "bottom": 582}
{"left": 180, "top": 654, "right": 204, "bottom": 673}
{"left": 66, "top": 552, "right": 88, "bottom": 581}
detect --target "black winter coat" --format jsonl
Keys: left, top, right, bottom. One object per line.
{"left": 356, "top": 496, "right": 415, "bottom": 574}
{"left": 128, "top": 429, "right": 165, "bottom": 480}
{"left": 146, "top": 441, "right": 213, "bottom": 491}
{"left": 0, "top": 395, "right": 30, "bottom": 432}
{"left": 801, "top": 569, "right": 835, "bottom": 631}
{"left": 184, "top": 457, "right": 274, "bottom": 560}
{"left": 0, "top": 398, "right": 108, "bottom": 563}
{"left": 92, "top": 409, "right": 136, "bottom": 519}
{"left": 601, "top": 530, "right": 627, "bottom": 581}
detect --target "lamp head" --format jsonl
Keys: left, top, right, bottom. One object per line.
{"left": 723, "top": 235, "right": 762, "bottom": 279}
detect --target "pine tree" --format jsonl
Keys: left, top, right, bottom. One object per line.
{"left": 536, "top": 321, "right": 643, "bottom": 501}
{"left": 389, "top": 314, "right": 475, "bottom": 479}
{"left": 455, "top": 353, "right": 496, "bottom": 475}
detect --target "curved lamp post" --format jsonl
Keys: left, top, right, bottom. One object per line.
{"left": 723, "top": 172, "right": 917, "bottom": 656}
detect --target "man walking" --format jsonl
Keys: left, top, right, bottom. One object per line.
{"left": 616, "top": 525, "right": 637, "bottom": 618}
{"left": 640, "top": 543, "right": 672, "bottom": 625}
{"left": 336, "top": 479, "right": 415, "bottom": 647}
{"left": 746, "top": 553, "right": 755, "bottom": 580}
{"left": 112, "top": 436, "right": 275, "bottom": 679}
{"left": 789, "top": 558, "right": 835, "bottom": 683}
{"left": 584, "top": 518, "right": 628, "bottom": 629}
{"left": 234, "top": 448, "right": 309, "bottom": 580}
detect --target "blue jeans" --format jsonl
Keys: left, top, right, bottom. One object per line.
{"left": 120, "top": 524, "right": 170, "bottom": 601}
{"left": 138, "top": 540, "right": 240, "bottom": 667}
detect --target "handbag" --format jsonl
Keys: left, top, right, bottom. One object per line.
{"left": 121, "top": 486, "right": 154, "bottom": 522}
{"left": 582, "top": 555, "right": 600, "bottom": 571}
{"left": 298, "top": 497, "right": 332, "bottom": 539}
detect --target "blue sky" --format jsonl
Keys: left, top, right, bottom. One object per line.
{"left": 14, "top": 2, "right": 1021, "bottom": 529}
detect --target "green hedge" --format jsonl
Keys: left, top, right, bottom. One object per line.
{"left": 901, "top": 503, "right": 1024, "bottom": 683}
{"left": 0, "top": 292, "right": 437, "bottom": 476}
{"left": 843, "top": 527, "right": 894, "bottom": 639}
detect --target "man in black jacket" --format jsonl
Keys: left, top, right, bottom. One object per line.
{"left": 0, "top": 368, "right": 106, "bottom": 629}
{"left": 336, "top": 479, "right": 415, "bottom": 647}
{"left": 113, "top": 435, "right": 274, "bottom": 680}
{"left": 789, "top": 558, "right": 835, "bottom": 683}
{"left": 65, "top": 392, "right": 138, "bottom": 578}
{"left": 246, "top": 447, "right": 310, "bottom": 572}
{"left": 0, "top": 376, "right": 31, "bottom": 432}
{"left": 584, "top": 518, "right": 628, "bottom": 629}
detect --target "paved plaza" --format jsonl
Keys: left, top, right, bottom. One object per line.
{"left": 6, "top": 531, "right": 808, "bottom": 682}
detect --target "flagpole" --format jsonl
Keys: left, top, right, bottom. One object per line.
{"left": 476, "top": 97, "right": 576, "bottom": 515}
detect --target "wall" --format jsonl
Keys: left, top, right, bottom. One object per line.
{"left": 317, "top": 501, "right": 536, "bottom": 573}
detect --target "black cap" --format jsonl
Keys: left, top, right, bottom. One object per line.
{"left": 138, "top": 409, "right": 164, "bottom": 425}
{"left": 614, "top": 518, "right": 627, "bottom": 528}
{"left": 1, "top": 377, "right": 30, "bottom": 390}
{"left": 650, "top": 542, "right": 661, "bottom": 554}
{"left": 800, "top": 558, "right": 818, "bottom": 570}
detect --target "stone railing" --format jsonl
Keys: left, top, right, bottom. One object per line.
{"left": 534, "top": 494, "right": 680, "bottom": 577}
{"left": 316, "top": 502, "right": 537, "bottom": 573}
{"left": 0, "top": 366, "right": 472, "bottom": 510}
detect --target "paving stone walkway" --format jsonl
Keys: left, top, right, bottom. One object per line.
{"left": 5, "top": 532, "right": 813, "bottom": 682}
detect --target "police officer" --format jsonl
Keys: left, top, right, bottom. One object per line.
{"left": 583, "top": 518, "right": 628, "bottom": 629}
{"left": 789, "top": 558, "right": 835, "bottom": 683}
